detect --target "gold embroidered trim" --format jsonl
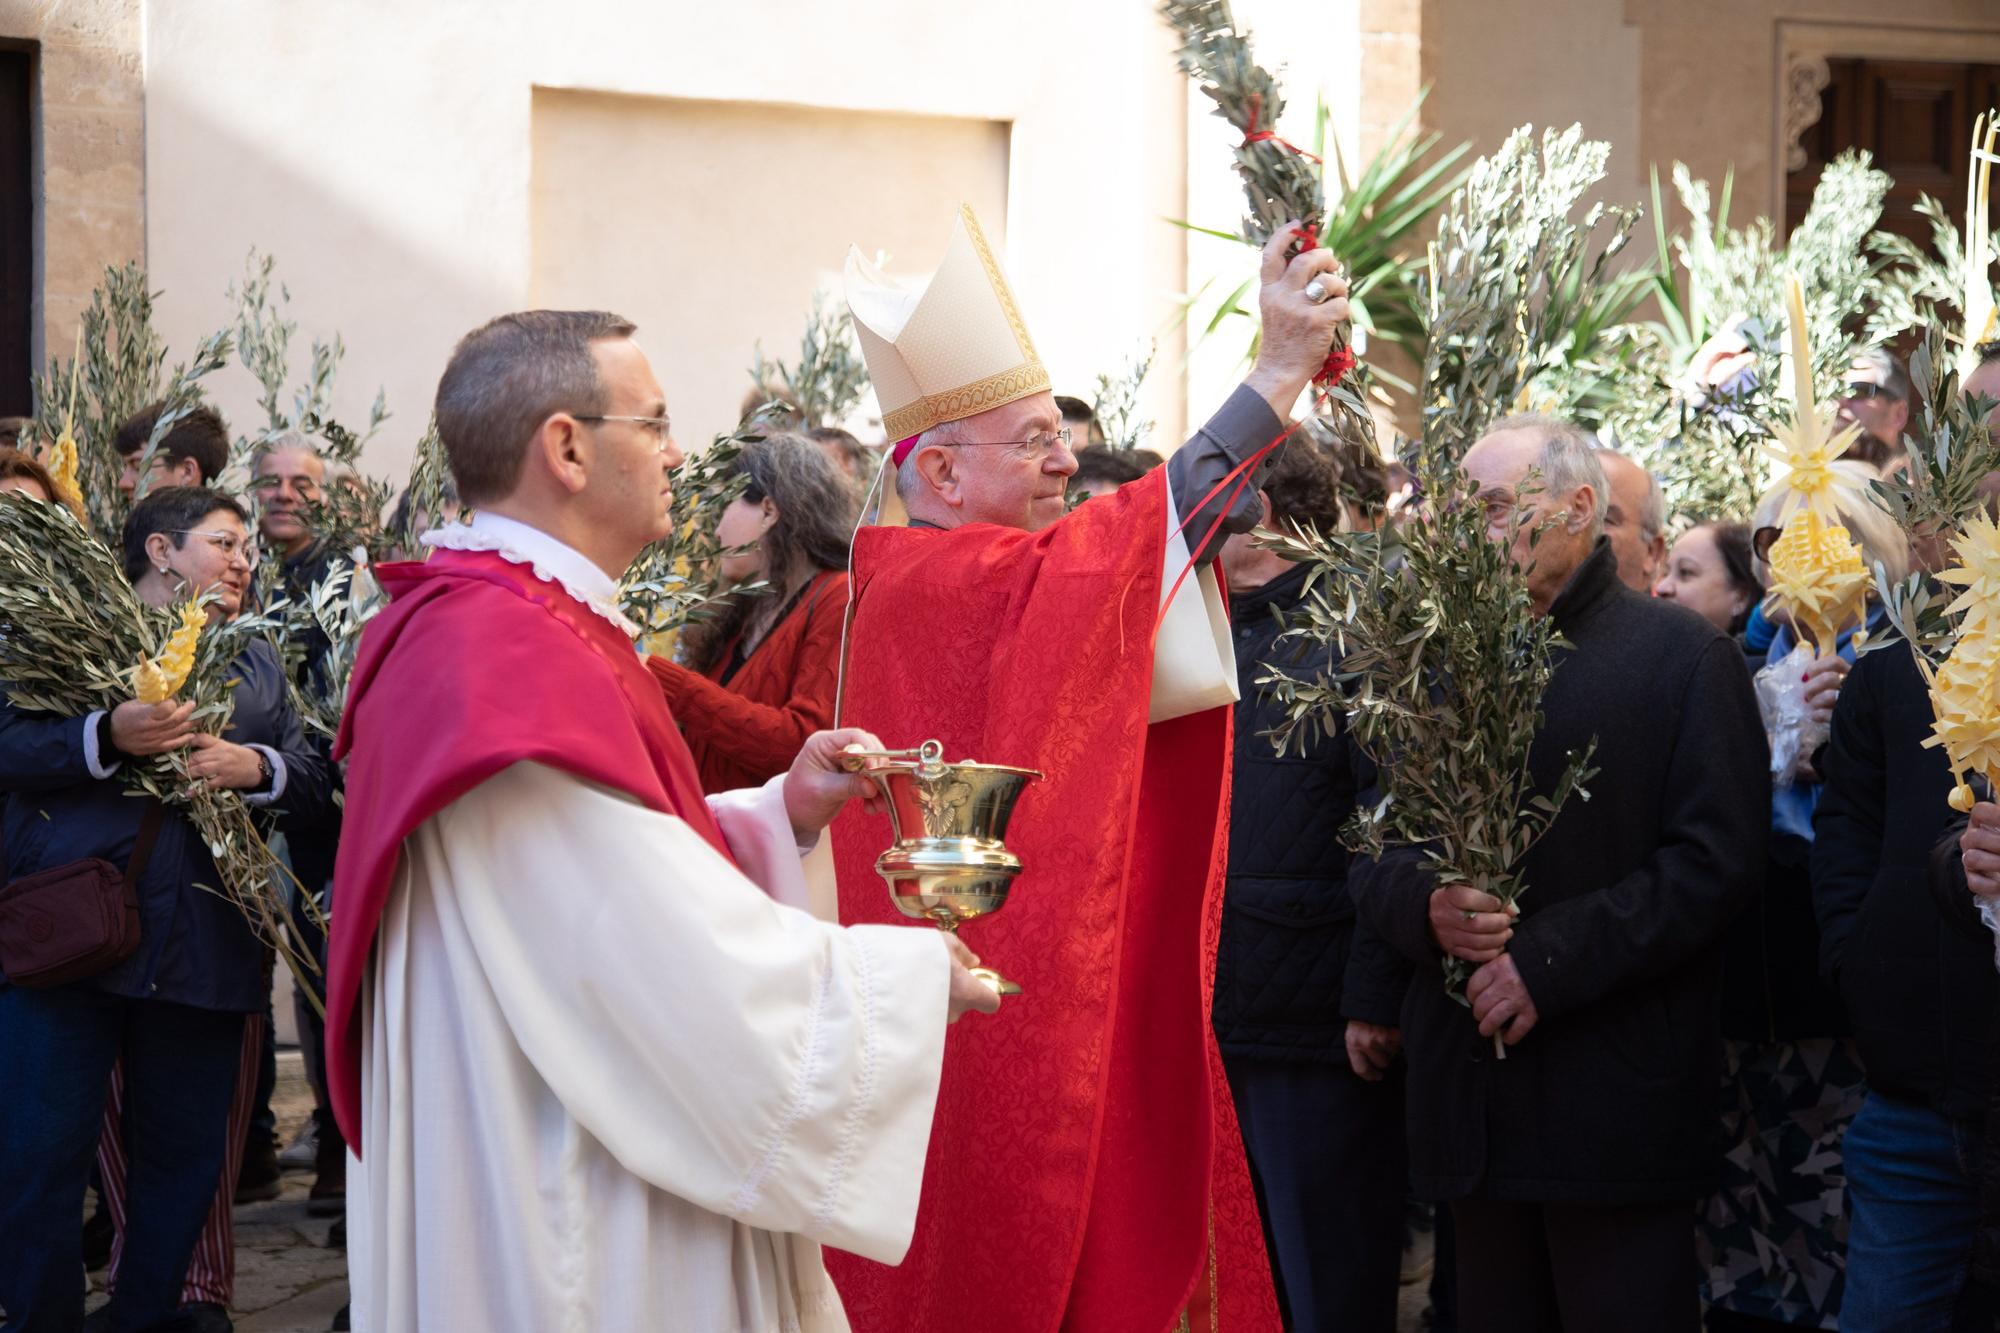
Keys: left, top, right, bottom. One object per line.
{"left": 880, "top": 358, "right": 1051, "bottom": 441}
{"left": 959, "top": 203, "right": 1040, "bottom": 362}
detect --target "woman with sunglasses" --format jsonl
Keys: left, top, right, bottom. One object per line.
{"left": 650, "top": 432, "right": 858, "bottom": 795}
{"left": 0, "top": 485, "right": 331, "bottom": 1331}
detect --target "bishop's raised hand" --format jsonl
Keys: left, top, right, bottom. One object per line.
{"left": 1244, "top": 223, "right": 1350, "bottom": 416}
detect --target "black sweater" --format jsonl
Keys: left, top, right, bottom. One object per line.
{"left": 1813, "top": 644, "right": 1999, "bottom": 1121}
{"left": 1347, "top": 540, "right": 1770, "bottom": 1202}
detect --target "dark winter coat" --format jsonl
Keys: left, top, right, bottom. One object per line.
{"left": 1715, "top": 618, "right": 1871, "bottom": 1043}
{"left": 271, "top": 539, "right": 344, "bottom": 901}
{"left": 1811, "top": 642, "right": 1999, "bottom": 1122}
{"left": 1348, "top": 540, "right": 1770, "bottom": 1203}
{"left": 0, "top": 638, "right": 330, "bottom": 1012}
{"left": 1212, "top": 564, "right": 1410, "bottom": 1063}
{"left": 1927, "top": 813, "right": 2000, "bottom": 1290}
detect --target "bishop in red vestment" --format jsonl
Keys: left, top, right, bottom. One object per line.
{"left": 826, "top": 209, "right": 1350, "bottom": 1332}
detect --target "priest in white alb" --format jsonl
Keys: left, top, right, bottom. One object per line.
{"left": 322, "top": 309, "right": 998, "bottom": 1332}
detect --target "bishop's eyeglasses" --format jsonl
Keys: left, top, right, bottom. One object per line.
{"left": 931, "top": 426, "right": 1075, "bottom": 463}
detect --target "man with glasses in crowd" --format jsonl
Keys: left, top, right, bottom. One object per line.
{"left": 245, "top": 437, "right": 355, "bottom": 1226}
{"left": 1834, "top": 346, "right": 1912, "bottom": 469}
{"left": 825, "top": 205, "right": 1347, "bottom": 1333}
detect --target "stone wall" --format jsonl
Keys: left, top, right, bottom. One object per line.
{"left": 0, "top": 0, "right": 144, "bottom": 372}
{"left": 1391, "top": 0, "right": 2000, "bottom": 233}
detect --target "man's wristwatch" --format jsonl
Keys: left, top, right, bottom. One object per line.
{"left": 254, "top": 749, "right": 274, "bottom": 791}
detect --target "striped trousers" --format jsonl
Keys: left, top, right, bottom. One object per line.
{"left": 96, "top": 1012, "right": 264, "bottom": 1307}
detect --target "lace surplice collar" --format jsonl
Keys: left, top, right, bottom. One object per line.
{"left": 421, "top": 512, "right": 640, "bottom": 639}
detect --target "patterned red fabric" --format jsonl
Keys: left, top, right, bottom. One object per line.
{"left": 324, "top": 548, "right": 729, "bottom": 1154}
{"left": 648, "top": 569, "right": 849, "bottom": 793}
{"left": 824, "top": 468, "right": 1279, "bottom": 1333}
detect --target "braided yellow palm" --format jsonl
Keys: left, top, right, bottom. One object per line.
{"left": 134, "top": 602, "right": 204, "bottom": 705}
{"left": 1765, "top": 510, "right": 1871, "bottom": 657}
{"left": 1758, "top": 274, "right": 1869, "bottom": 654}
{"left": 1921, "top": 512, "right": 2000, "bottom": 810}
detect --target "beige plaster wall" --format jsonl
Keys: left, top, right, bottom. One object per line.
{"left": 141, "top": 0, "right": 1199, "bottom": 482}
{"left": 0, "top": 0, "right": 144, "bottom": 369}
{"left": 1428, "top": 0, "right": 1644, "bottom": 202}
{"left": 530, "top": 90, "right": 1010, "bottom": 450}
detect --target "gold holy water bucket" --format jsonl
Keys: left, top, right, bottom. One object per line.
{"left": 840, "top": 739, "right": 1043, "bottom": 995}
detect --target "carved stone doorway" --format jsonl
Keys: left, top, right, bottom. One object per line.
{"left": 1785, "top": 55, "right": 2000, "bottom": 246}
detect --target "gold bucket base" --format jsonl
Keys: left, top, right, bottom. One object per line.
{"left": 842, "top": 740, "right": 1042, "bottom": 996}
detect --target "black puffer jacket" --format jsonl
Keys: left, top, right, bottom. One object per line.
{"left": 1212, "top": 564, "right": 1409, "bottom": 1063}
{"left": 1811, "top": 643, "right": 1999, "bottom": 1122}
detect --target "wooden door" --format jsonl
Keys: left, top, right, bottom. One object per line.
{"left": 1788, "top": 57, "right": 2000, "bottom": 250}
{"left": 0, "top": 49, "right": 30, "bottom": 417}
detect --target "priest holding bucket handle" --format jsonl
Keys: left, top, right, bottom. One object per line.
{"left": 323, "top": 310, "right": 1000, "bottom": 1332}
{"left": 826, "top": 206, "right": 1348, "bottom": 1333}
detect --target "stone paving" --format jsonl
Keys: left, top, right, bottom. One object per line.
{"left": 85, "top": 1050, "right": 350, "bottom": 1333}
{"left": 80, "top": 1049, "right": 1436, "bottom": 1332}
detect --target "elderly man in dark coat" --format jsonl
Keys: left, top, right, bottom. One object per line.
{"left": 1348, "top": 414, "right": 1769, "bottom": 1333}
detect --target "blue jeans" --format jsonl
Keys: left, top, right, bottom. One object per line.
{"left": 1843, "top": 1089, "right": 1984, "bottom": 1332}
{"left": 0, "top": 985, "right": 244, "bottom": 1332}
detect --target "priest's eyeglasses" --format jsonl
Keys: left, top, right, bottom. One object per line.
{"left": 935, "top": 426, "right": 1074, "bottom": 462}
{"left": 575, "top": 414, "right": 673, "bottom": 451}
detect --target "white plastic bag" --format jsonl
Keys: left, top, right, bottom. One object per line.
{"left": 1753, "top": 642, "right": 1826, "bottom": 788}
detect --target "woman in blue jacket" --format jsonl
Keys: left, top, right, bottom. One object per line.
{"left": 0, "top": 485, "right": 329, "bottom": 1332}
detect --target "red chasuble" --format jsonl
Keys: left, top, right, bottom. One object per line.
{"left": 825, "top": 468, "right": 1279, "bottom": 1333}
{"left": 322, "top": 548, "right": 730, "bottom": 1154}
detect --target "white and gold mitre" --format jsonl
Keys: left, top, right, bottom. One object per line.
{"left": 844, "top": 204, "right": 1050, "bottom": 443}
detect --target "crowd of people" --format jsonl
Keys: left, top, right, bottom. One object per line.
{"left": 0, "top": 201, "right": 1998, "bottom": 1333}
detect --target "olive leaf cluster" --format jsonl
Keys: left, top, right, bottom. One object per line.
{"left": 1588, "top": 154, "right": 1903, "bottom": 525}
{"left": 1870, "top": 195, "right": 2000, "bottom": 354}
{"left": 749, "top": 292, "right": 871, "bottom": 430}
{"left": 0, "top": 492, "right": 322, "bottom": 981}
{"left": 1162, "top": 0, "right": 1370, "bottom": 428}
{"left": 1162, "top": 0, "right": 1317, "bottom": 252}
{"left": 31, "top": 264, "right": 233, "bottom": 544}
{"left": 1421, "top": 124, "right": 1637, "bottom": 458}
{"left": 1868, "top": 325, "right": 2000, "bottom": 666}
{"left": 1256, "top": 126, "right": 1608, "bottom": 1010}
{"left": 1258, "top": 471, "right": 1596, "bottom": 1001}
{"left": 619, "top": 421, "right": 758, "bottom": 644}
{"left": 1090, "top": 343, "right": 1156, "bottom": 453}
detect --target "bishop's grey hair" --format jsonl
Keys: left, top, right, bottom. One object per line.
{"left": 895, "top": 418, "right": 965, "bottom": 506}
